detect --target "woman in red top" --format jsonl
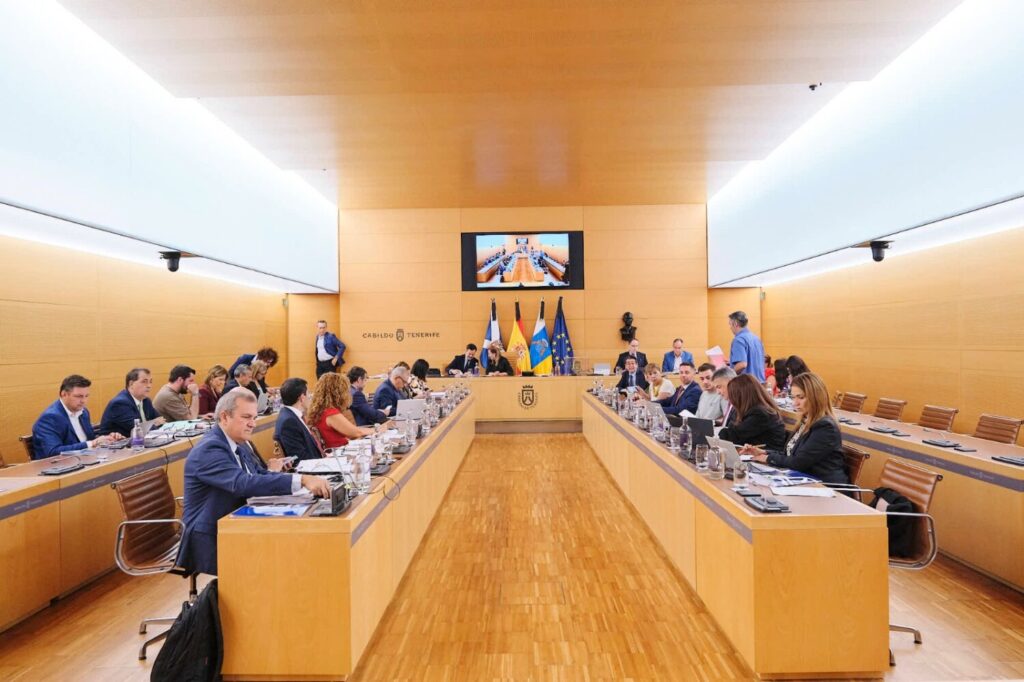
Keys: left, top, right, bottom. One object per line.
{"left": 198, "top": 365, "right": 228, "bottom": 416}
{"left": 306, "top": 373, "right": 374, "bottom": 449}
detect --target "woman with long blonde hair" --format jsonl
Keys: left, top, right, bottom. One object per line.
{"left": 741, "top": 372, "right": 848, "bottom": 484}
{"left": 306, "top": 373, "right": 374, "bottom": 448}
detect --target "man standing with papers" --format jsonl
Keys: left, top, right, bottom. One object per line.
{"left": 727, "top": 310, "right": 766, "bottom": 382}
{"left": 178, "top": 388, "right": 330, "bottom": 576}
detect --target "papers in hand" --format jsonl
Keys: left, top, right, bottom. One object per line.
{"left": 248, "top": 491, "right": 314, "bottom": 505}
{"left": 769, "top": 486, "right": 835, "bottom": 498}
{"left": 705, "top": 346, "right": 726, "bottom": 368}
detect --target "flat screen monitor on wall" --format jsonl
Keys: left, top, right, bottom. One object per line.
{"left": 460, "top": 231, "right": 585, "bottom": 291}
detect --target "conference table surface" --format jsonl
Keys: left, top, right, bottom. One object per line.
{"left": 781, "top": 405, "right": 1024, "bottom": 591}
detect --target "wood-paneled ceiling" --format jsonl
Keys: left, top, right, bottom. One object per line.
{"left": 62, "top": 1, "right": 959, "bottom": 209}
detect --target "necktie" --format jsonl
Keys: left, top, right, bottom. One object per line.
{"left": 629, "top": 373, "right": 635, "bottom": 387}
{"left": 236, "top": 443, "right": 253, "bottom": 473}
{"left": 464, "top": 357, "right": 468, "bottom": 371}
{"left": 306, "top": 421, "right": 325, "bottom": 455}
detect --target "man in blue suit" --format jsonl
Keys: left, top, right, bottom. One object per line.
{"left": 100, "top": 368, "right": 164, "bottom": 437}
{"left": 273, "top": 377, "right": 322, "bottom": 461}
{"left": 32, "top": 375, "right": 123, "bottom": 459}
{"left": 315, "top": 320, "right": 346, "bottom": 378}
{"left": 347, "top": 366, "right": 390, "bottom": 426}
{"left": 228, "top": 347, "right": 279, "bottom": 380}
{"left": 661, "top": 338, "right": 695, "bottom": 373}
{"left": 373, "top": 366, "right": 408, "bottom": 414}
{"left": 659, "top": 362, "right": 703, "bottom": 416}
{"left": 178, "top": 388, "right": 330, "bottom": 576}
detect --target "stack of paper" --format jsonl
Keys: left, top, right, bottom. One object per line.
{"left": 770, "top": 487, "right": 835, "bottom": 498}
{"left": 248, "top": 491, "right": 314, "bottom": 505}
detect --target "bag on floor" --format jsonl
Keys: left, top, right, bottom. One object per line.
{"left": 869, "top": 487, "right": 916, "bottom": 558}
{"left": 150, "top": 578, "right": 223, "bottom": 682}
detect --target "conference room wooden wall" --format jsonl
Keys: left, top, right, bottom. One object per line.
{"left": 286, "top": 293, "right": 339, "bottom": 382}
{"left": 707, "top": 288, "right": 762, "bottom": 361}
{"left": 0, "top": 235, "right": 288, "bottom": 464}
{"left": 334, "top": 205, "right": 709, "bottom": 373}
{"left": 762, "top": 226, "right": 1024, "bottom": 436}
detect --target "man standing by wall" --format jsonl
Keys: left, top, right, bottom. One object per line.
{"left": 315, "top": 320, "right": 346, "bottom": 378}
{"left": 727, "top": 311, "right": 765, "bottom": 382}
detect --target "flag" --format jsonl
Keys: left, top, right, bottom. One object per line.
{"left": 530, "top": 299, "right": 553, "bottom": 375}
{"left": 481, "top": 298, "right": 501, "bottom": 370}
{"left": 507, "top": 299, "right": 532, "bottom": 374}
{"left": 552, "top": 296, "right": 574, "bottom": 375}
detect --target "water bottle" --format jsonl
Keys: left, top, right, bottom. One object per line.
{"left": 679, "top": 420, "right": 692, "bottom": 459}
{"left": 130, "top": 419, "right": 145, "bottom": 451}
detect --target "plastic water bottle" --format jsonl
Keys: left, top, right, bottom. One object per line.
{"left": 130, "top": 419, "right": 145, "bottom": 451}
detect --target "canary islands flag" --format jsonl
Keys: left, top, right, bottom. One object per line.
{"left": 481, "top": 298, "right": 501, "bottom": 370}
{"left": 507, "top": 300, "right": 532, "bottom": 374}
{"left": 552, "top": 296, "right": 574, "bottom": 375}
{"left": 530, "top": 299, "right": 553, "bottom": 375}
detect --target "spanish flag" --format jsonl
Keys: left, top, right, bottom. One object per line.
{"left": 530, "top": 299, "right": 553, "bottom": 375}
{"left": 507, "top": 300, "right": 532, "bottom": 374}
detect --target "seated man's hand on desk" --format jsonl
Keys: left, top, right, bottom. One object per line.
{"left": 301, "top": 475, "right": 331, "bottom": 498}
{"left": 89, "top": 433, "right": 125, "bottom": 449}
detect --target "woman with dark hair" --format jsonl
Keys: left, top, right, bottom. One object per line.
{"left": 719, "top": 374, "right": 787, "bottom": 450}
{"left": 408, "top": 359, "right": 431, "bottom": 397}
{"left": 767, "top": 358, "right": 789, "bottom": 396}
{"left": 742, "top": 372, "right": 848, "bottom": 484}
{"left": 784, "top": 355, "right": 811, "bottom": 380}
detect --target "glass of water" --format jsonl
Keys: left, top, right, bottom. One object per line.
{"left": 708, "top": 446, "right": 725, "bottom": 480}
{"left": 695, "top": 444, "right": 709, "bottom": 472}
{"left": 733, "top": 458, "right": 748, "bottom": 484}
{"left": 353, "top": 453, "right": 372, "bottom": 494}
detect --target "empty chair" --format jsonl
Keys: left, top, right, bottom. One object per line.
{"left": 877, "top": 458, "right": 943, "bottom": 665}
{"left": 838, "top": 392, "right": 868, "bottom": 413}
{"left": 18, "top": 434, "right": 34, "bottom": 461}
{"left": 873, "top": 398, "right": 908, "bottom": 422}
{"left": 917, "top": 405, "right": 959, "bottom": 432}
{"left": 841, "top": 443, "right": 871, "bottom": 500}
{"left": 973, "top": 414, "right": 1023, "bottom": 445}
{"left": 111, "top": 467, "right": 197, "bottom": 660}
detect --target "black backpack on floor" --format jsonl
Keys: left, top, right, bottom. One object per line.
{"left": 869, "top": 487, "right": 916, "bottom": 558}
{"left": 151, "top": 578, "right": 223, "bottom": 682}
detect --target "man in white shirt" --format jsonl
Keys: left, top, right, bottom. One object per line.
{"left": 315, "top": 320, "right": 346, "bottom": 378}
{"left": 695, "top": 363, "right": 726, "bottom": 422}
{"left": 32, "top": 374, "right": 123, "bottom": 459}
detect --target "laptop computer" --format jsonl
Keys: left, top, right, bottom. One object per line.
{"left": 396, "top": 398, "right": 427, "bottom": 420}
{"left": 686, "top": 417, "right": 714, "bottom": 448}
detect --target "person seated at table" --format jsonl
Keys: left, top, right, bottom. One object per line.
{"left": 347, "top": 366, "right": 390, "bottom": 426}
{"left": 248, "top": 359, "right": 271, "bottom": 406}
{"left": 227, "top": 346, "right": 278, "bottom": 380}
{"left": 711, "top": 366, "right": 738, "bottom": 426}
{"left": 32, "top": 374, "right": 124, "bottom": 459}
{"left": 614, "top": 339, "right": 648, "bottom": 373}
{"left": 741, "top": 372, "right": 849, "bottom": 485}
{"left": 409, "top": 359, "right": 431, "bottom": 397}
{"left": 100, "top": 367, "right": 165, "bottom": 437}
{"left": 274, "top": 377, "right": 322, "bottom": 461}
{"left": 445, "top": 343, "right": 480, "bottom": 376}
{"left": 308, "top": 373, "right": 375, "bottom": 449}
{"left": 178, "top": 388, "right": 330, "bottom": 576}
{"left": 695, "top": 363, "right": 726, "bottom": 422}
{"left": 374, "top": 366, "right": 410, "bottom": 413}
{"left": 719, "top": 374, "right": 787, "bottom": 451}
{"left": 153, "top": 364, "right": 200, "bottom": 422}
{"left": 393, "top": 361, "right": 416, "bottom": 398}
{"left": 198, "top": 365, "right": 228, "bottom": 416}
{"left": 484, "top": 345, "right": 514, "bottom": 376}
{"left": 766, "top": 358, "right": 789, "bottom": 396}
{"left": 615, "top": 357, "right": 649, "bottom": 392}
{"left": 644, "top": 364, "right": 675, "bottom": 400}
{"left": 661, "top": 338, "right": 694, "bottom": 373}
{"left": 658, "top": 361, "right": 702, "bottom": 415}
{"left": 784, "top": 355, "right": 811, "bottom": 381}
{"left": 224, "top": 364, "right": 255, "bottom": 395}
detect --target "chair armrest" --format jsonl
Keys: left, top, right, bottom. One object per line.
{"left": 114, "top": 518, "right": 185, "bottom": 576}
{"left": 882, "top": 511, "right": 938, "bottom": 569}
{"left": 174, "top": 496, "right": 184, "bottom": 509}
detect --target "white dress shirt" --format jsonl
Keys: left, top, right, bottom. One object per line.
{"left": 62, "top": 402, "right": 88, "bottom": 444}
{"left": 316, "top": 335, "right": 332, "bottom": 361}
{"left": 223, "top": 433, "right": 303, "bottom": 494}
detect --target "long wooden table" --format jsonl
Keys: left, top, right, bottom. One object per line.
{"left": 584, "top": 393, "right": 889, "bottom": 679}
{"left": 782, "top": 407, "right": 1024, "bottom": 591}
{"left": 217, "top": 396, "right": 477, "bottom": 681}
{"left": 0, "top": 413, "right": 279, "bottom": 632}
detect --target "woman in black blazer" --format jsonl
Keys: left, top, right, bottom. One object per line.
{"left": 718, "top": 374, "right": 787, "bottom": 451}
{"left": 485, "top": 346, "right": 514, "bottom": 376}
{"left": 742, "top": 372, "right": 849, "bottom": 485}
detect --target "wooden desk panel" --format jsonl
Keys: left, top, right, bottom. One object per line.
{"left": 782, "top": 407, "right": 1024, "bottom": 590}
{"left": 0, "top": 478, "right": 61, "bottom": 631}
{"left": 584, "top": 394, "right": 889, "bottom": 678}
{"left": 219, "top": 397, "right": 476, "bottom": 681}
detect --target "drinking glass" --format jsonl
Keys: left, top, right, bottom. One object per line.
{"left": 694, "top": 444, "right": 709, "bottom": 472}
{"left": 708, "top": 446, "right": 725, "bottom": 480}
{"left": 353, "top": 454, "right": 372, "bottom": 494}
{"left": 667, "top": 427, "right": 680, "bottom": 453}
{"left": 733, "top": 458, "right": 748, "bottom": 484}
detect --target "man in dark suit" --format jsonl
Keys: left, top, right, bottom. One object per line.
{"left": 659, "top": 362, "right": 702, "bottom": 416}
{"left": 348, "top": 366, "right": 390, "bottom": 426}
{"left": 615, "top": 357, "right": 650, "bottom": 392}
{"left": 661, "top": 338, "right": 695, "bottom": 373}
{"left": 445, "top": 343, "right": 480, "bottom": 376}
{"left": 315, "top": 320, "right": 346, "bottom": 378}
{"left": 228, "top": 347, "right": 279, "bottom": 380}
{"left": 100, "top": 367, "right": 164, "bottom": 437}
{"left": 178, "top": 388, "right": 330, "bottom": 576}
{"left": 273, "top": 378, "right": 322, "bottom": 461}
{"left": 373, "top": 366, "right": 408, "bottom": 414}
{"left": 32, "top": 374, "right": 123, "bottom": 459}
{"left": 614, "top": 339, "right": 648, "bottom": 373}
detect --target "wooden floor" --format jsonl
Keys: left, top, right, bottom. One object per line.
{"left": 1, "top": 434, "right": 1023, "bottom": 680}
